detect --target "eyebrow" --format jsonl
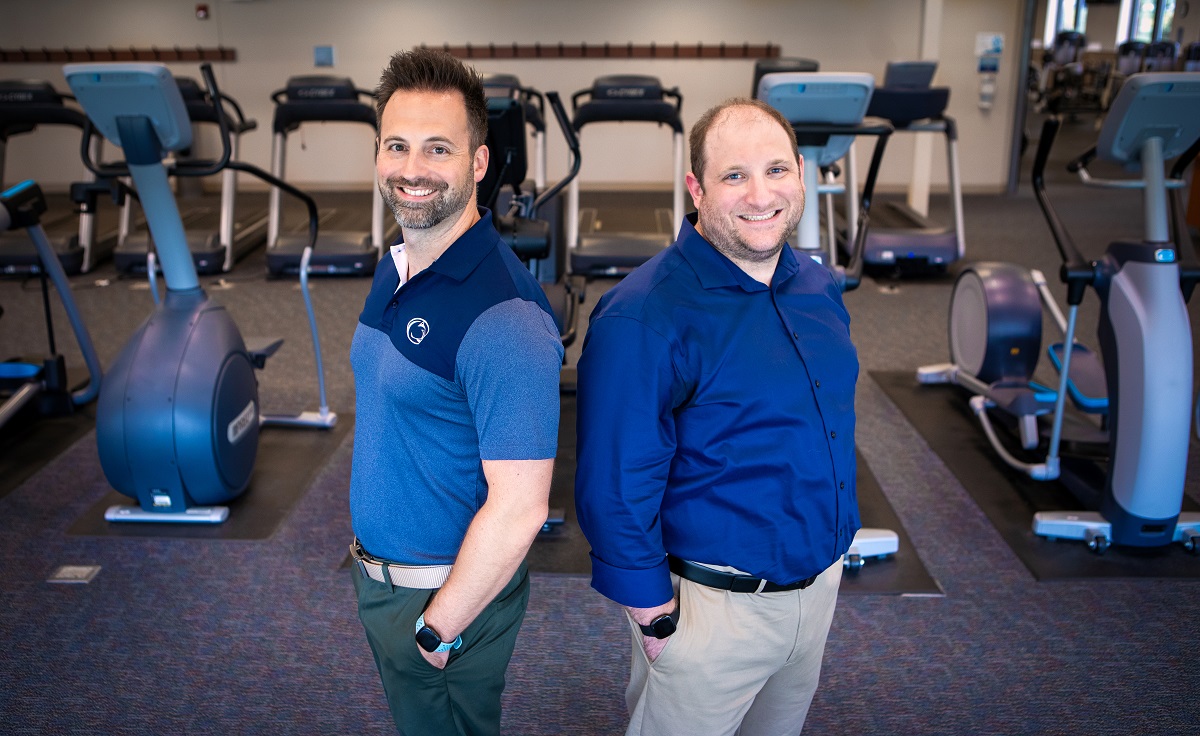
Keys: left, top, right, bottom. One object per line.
{"left": 380, "top": 134, "right": 457, "bottom": 147}
{"left": 716, "top": 159, "right": 793, "bottom": 175}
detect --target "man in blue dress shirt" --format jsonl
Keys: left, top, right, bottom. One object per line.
{"left": 575, "top": 98, "right": 861, "bottom": 735}
{"left": 349, "top": 49, "right": 563, "bottom": 735}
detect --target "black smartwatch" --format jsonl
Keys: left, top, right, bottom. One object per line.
{"left": 637, "top": 608, "right": 679, "bottom": 639}
{"left": 415, "top": 614, "right": 462, "bottom": 654}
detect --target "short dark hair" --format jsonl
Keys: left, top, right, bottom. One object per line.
{"left": 375, "top": 47, "right": 488, "bottom": 152}
{"left": 689, "top": 98, "right": 799, "bottom": 184}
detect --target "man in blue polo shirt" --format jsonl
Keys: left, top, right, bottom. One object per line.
{"left": 349, "top": 48, "right": 563, "bottom": 736}
{"left": 576, "top": 98, "right": 860, "bottom": 735}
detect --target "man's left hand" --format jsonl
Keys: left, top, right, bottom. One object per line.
{"left": 417, "top": 643, "right": 450, "bottom": 670}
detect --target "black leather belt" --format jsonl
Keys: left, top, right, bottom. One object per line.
{"left": 668, "top": 556, "right": 819, "bottom": 593}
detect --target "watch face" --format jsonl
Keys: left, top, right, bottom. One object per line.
{"left": 649, "top": 615, "right": 677, "bottom": 639}
{"left": 415, "top": 626, "right": 443, "bottom": 653}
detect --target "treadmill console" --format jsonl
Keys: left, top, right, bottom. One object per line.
{"left": 593, "top": 75, "right": 664, "bottom": 101}
{"left": 284, "top": 76, "right": 359, "bottom": 102}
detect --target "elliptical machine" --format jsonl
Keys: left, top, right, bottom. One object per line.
{"left": 479, "top": 86, "right": 583, "bottom": 347}
{"left": 0, "top": 180, "right": 102, "bottom": 428}
{"left": 64, "top": 62, "right": 336, "bottom": 524}
{"left": 918, "top": 73, "right": 1200, "bottom": 554}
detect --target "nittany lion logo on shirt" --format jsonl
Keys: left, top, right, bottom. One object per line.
{"left": 406, "top": 317, "right": 430, "bottom": 345}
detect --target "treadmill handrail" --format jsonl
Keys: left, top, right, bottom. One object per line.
{"left": 787, "top": 120, "right": 893, "bottom": 292}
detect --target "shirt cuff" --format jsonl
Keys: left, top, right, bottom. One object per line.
{"left": 589, "top": 553, "right": 674, "bottom": 609}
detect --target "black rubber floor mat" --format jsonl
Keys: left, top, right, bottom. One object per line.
{"left": 874, "top": 370, "right": 1200, "bottom": 580}
{"left": 68, "top": 416, "right": 351, "bottom": 540}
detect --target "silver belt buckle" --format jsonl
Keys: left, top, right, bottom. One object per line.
{"left": 349, "top": 538, "right": 373, "bottom": 580}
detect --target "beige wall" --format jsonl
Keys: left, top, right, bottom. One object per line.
{"left": 2, "top": 0, "right": 1025, "bottom": 193}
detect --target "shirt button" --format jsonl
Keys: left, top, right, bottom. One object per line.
{"left": 839, "top": 481, "right": 845, "bottom": 489}
{"left": 793, "top": 332, "right": 799, "bottom": 338}
{"left": 830, "top": 430, "right": 837, "bottom": 439}
{"left": 815, "top": 379, "right": 821, "bottom": 388}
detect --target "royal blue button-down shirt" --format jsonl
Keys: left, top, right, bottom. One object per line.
{"left": 575, "top": 214, "right": 861, "bottom": 608}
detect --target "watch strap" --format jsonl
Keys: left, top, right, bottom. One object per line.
{"left": 415, "top": 613, "right": 462, "bottom": 653}
{"left": 637, "top": 609, "right": 679, "bottom": 639}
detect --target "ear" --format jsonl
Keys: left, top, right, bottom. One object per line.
{"left": 473, "top": 145, "right": 490, "bottom": 183}
{"left": 685, "top": 172, "right": 704, "bottom": 208}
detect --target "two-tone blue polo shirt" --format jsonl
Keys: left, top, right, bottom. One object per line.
{"left": 575, "top": 214, "right": 861, "bottom": 609}
{"left": 349, "top": 209, "right": 564, "bottom": 565}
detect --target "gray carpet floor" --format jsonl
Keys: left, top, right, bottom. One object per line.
{"left": 1, "top": 115, "right": 1199, "bottom": 734}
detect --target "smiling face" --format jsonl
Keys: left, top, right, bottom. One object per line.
{"left": 376, "top": 88, "right": 488, "bottom": 233}
{"left": 686, "top": 105, "right": 804, "bottom": 270}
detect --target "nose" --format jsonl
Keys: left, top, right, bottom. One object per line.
{"left": 743, "top": 175, "right": 773, "bottom": 209}
{"left": 379, "top": 147, "right": 428, "bottom": 184}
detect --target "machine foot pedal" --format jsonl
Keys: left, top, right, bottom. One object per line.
{"left": 843, "top": 527, "right": 899, "bottom": 569}
{"left": 1033, "top": 511, "right": 1111, "bottom": 554}
{"left": 916, "top": 363, "right": 956, "bottom": 385}
{"left": 540, "top": 507, "right": 565, "bottom": 534}
{"left": 105, "top": 504, "right": 230, "bottom": 524}
{"left": 1174, "top": 513, "right": 1200, "bottom": 554}
{"left": 244, "top": 337, "right": 285, "bottom": 370}
{"left": 261, "top": 409, "right": 338, "bottom": 429}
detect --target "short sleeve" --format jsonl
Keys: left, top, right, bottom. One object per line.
{"left": 456, "top": 298, "right": 565, "bottom": 460}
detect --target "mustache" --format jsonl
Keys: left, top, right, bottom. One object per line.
{"left": 385, "top": 176, "right": 449, "bottom": 192}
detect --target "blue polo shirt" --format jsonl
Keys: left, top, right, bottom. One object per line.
{"left": 349, "top": 209, "right": 564, "bottom": 565}
{"left": 575, "top": 214, "right": 860, "bottom": 609}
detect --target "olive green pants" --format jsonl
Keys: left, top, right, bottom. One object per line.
{"left": 353, "top": 563, "right": 530, "bottom": 736}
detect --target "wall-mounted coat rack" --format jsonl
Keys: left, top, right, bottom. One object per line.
{"left": 428, "top": 42, "right": 780, "bottom": 60}
{"left": 0, "top": 47, "right": 236, "bottom": 63}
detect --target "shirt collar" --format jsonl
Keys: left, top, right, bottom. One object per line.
{"left": 392, "top": 208, "right": 499, "bottom": 283}
{"left": 676, "top": 212, "right": 800, "bottom": 292}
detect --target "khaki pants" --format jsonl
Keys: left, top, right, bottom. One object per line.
{"left": 625, "top": 559, "right": 843, "bottom": 736}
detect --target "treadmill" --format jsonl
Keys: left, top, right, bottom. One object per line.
{"left": 565, "top": 75, "right": 685, "bottom": 277}
{"left": 265, "top": 75, "right": 385, "bottom": 277}
{"left": 0, "top": 80, "right": 117, "bottom": 275}
{"left": 757, "top": 72, "right": 879, "bottom": 265}
{"left": 114, "top": 76, "right": 266, "bottom": 275}
{"left": 858, "top": 61, "right": 965, "bottom": 274}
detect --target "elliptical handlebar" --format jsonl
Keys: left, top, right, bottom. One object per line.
{"left": 1065, "top": 146, "right": 1097, "bottom": 174}
{"left": 841, "top": 121, "right": 893, "bottom": 292}
{"left": 530, "top": 91, "right": 581, "bottom": 217}
{"left": 75, "top": 63, "right": 321, "bottom": 257}
{"left": 1168, "top": 133, "right": 1200, "bottom": 301}
{"left": 78, "top": 63, "right": 232, "bottom": 180}
{"left": 1031, "top": 116, "right": 1093, "bottom": 305}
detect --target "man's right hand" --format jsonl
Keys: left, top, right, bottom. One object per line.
{"left": 641, "top": 633, "right": 671, "bottom": 662}
{"left": 627, "top": 600, "right": 678, "bottom": 663}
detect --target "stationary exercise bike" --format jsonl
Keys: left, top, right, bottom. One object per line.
{"left": 918, "top": 73, "right": 1200, "bottom": 554}
{"left": 64, "top": 62, "right": 336, "bottom": 524}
